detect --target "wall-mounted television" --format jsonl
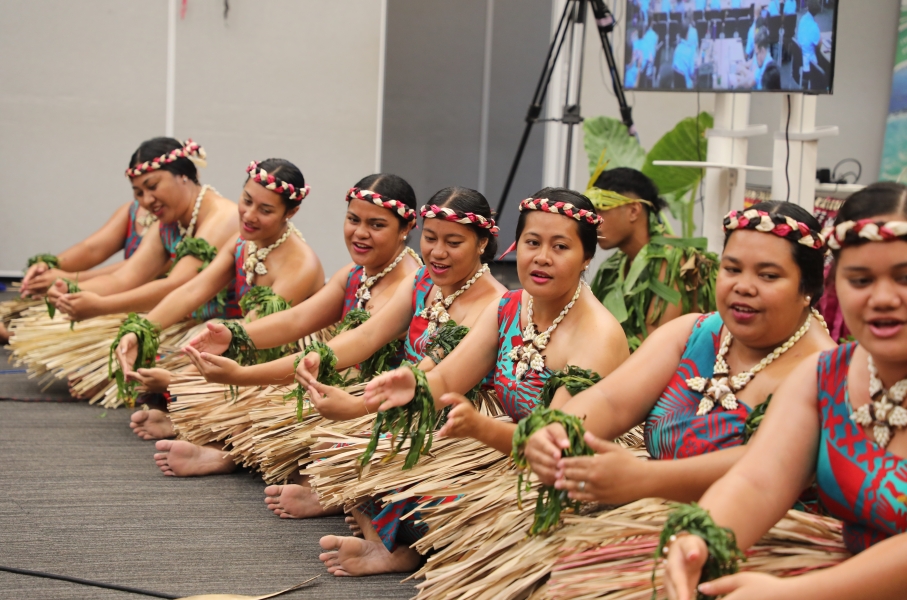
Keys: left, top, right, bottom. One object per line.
{"left": 623, "top": 0, "right": 838, "bottom": 93}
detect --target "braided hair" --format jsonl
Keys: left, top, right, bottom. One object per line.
{"left": 128, "top": 137, "right": 199, "bottom": 184}
{"left": 426, "top": 187, "right": 498, "bottom": 262}
{"left": 517, "top": 188, "right": 599, "bottom": 260}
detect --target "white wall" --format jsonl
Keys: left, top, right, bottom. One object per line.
{"left": 0, "top": 0, "right": 384, "bottom": 276}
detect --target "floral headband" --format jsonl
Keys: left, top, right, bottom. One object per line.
{"left": 585, "top": 187, "right": 654, "bottom": 212}
{"left": 519, "top": 197, "right": 604, "bottom": 227}
{"left": 246, "top": 161, "right": 310, "bottom": 201}
{"left": 346, "top": 187, "right": 416, "bottom": 221}
{"left": 125, "top": 139, "right": 207, "bottom": 178}
{"left": 723, "top": 209, "right": 825, "bottom": 250}
{"left": 420, "top": 205, "right": 499, "bottom": 236}
{"left": 824, "top": 219, "right": 907, "bottom": 250}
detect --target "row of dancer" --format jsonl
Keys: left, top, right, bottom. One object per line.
{"left": 4, "top": 136, "right": 904, "bottom": 598}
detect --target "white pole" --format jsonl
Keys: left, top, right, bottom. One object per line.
{"left": 165, "top": 0, "right": 177, "bottom": 137}
{"left": 542, "top": 0, "right": 569, "bottom": 188}
{"left": 477, "top": 0, "right": 495, "bottom": 195}
{"left": 375, "top": 0, "right": 388, "bottom": 172}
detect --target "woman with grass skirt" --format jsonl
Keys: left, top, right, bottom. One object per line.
{"left": 330, "top": 188, "right": 629, "bottom": 578}
{"left": 664, "top": 183, "right": 907, "bottom": 600}
{"left": 111, "top": 158, "right": 322, "bottom": 441}
{"left": 271, "top": 187, "right": 507, "bottom": 532}
{"left": 0, "top": 187, "right": 159, "bottom": 344}
{"left": 148, "top": 174, "right": 421, "bottom": 478}
{"left": 48, "top": 137, "right": 238, "bottom": 321}
{"left": 10, "top": 138, "right": 238, "bottom": 401}
{"left": 523, "top": 200, "right": 835, "bottom": 509}
{"left": 588, "top": 167, "right": 718, "bottom": 351}
{"left": 160, "top": 176, "right": 419, "bottom": 475}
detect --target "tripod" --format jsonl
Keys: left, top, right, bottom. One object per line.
{"left": 496, "top": 0, "right": 634, "bottom": 217}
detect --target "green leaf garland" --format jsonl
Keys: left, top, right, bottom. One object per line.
{"left": 742, "top": 394, "right": 772, "bottom": 445}
{"left": 239, "top": 285, "right": 292, "bottom": 320}
{"left": 109, "top": 313, "right": 160, "bottom": 408}
{"left": 27, "top": 254, "right": 60, "bottom": 269}
{"left": 359, "top": 362, "right": 438, "bottom": 471}
{"left": 536, "top": 365, "right": 602, "bottom": 409}
{"left": 652, "top": 502, "right": 744, "bottom": 599}
{"left": 512, "top": 408, "right": 594, "bottom": 535}
{"left": 46, "top": 278, "right": 80, "bottom": 330}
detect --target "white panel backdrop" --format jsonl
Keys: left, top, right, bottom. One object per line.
{"left": 0, "top": 0, "right": 384, "bottom": 277}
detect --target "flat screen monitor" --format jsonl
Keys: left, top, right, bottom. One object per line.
{"left": 622, "top": 0, "right": 838, "bottom": 93}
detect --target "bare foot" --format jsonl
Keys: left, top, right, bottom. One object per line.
{"left": 153, "top": 440, "right": 236, "bottom": 477}
{"left": 318, "top": 536, "right": 420, "bottom": 577}
{"left": 345, "top": 514, "right": 363, "bottom": 538}
{"left": 318, "top": 509, "right": 420, "bottom": 576}
{"left": 263, "top": 482, "right": 342, "bottom": 519}
{"left": 130, "top": 409, "right": 175, "bottom": 440}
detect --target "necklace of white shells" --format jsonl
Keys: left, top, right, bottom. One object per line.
{"left": 420, "top": 263, "right": 489, "bottom": 335}
{"left": 355, "top": 246, "right": 422, "bottom": 310}
{"left": 850, "top": 355, "right": 907, "bottom": 448}
{"left": 178, "top": 183, "right": 211, "bottom": 238}
{"left": 687, "top": 308, "right": 826, "bottom": 416}
{"left": 243, "top": 222, "right": 304, "bottom": 285}
{"left": 135, "top": 211, "right": 158, "bottom": 229}
{"left": 509, "top": 282, "right": 584, "bottom": 380}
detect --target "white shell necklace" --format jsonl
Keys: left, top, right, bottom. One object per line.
{"left": 178, "top": 184, "right": 211, "bottom": 238}
{"left": 509, "top": 282, "right": 583, "bottom": 380}
{"left": 687, "top": 309, "right": 824, "bottom": 416}
{"left": 244, "top": 222, "right": 304, "bottom": 285}
{"left": 851, "top": 355, "right": 907, "bottom": 448}
{"left": 135, "top": 211, "right": 158, "bottom": 230}
{"left": 420, "top": 263, "right": 489, "bottom": 335}
{"left": 355, "top": 246, "right": 421, "bottom": 310}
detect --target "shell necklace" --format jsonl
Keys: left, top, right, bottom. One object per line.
{"left": 687, "top": 309, "right": 821, "bottom": 416}
{"left": 420, "top": 263, "right": 489, "bottom": 335}
{"left": 135, "top": 211, "right": 158, "bottom": 229}
{"left": 355, "top": 246, "right": 422, "bottom": 310}
{"left": 244, "top": 222, "right": 304, "bottom": 285}
{"left": 509, "top": 282, "right": 583, "bottom": 380}
{"left": 178, "top": 184, "right": 211, "bottom": 238}
{"left": 851, "top": 355, "right": 907, "bottom": 448}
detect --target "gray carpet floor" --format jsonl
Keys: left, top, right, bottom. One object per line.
{"left": 0, "top": 350, "right": 420, "bottom": 599}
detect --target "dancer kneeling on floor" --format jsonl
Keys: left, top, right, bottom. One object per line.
{"left": 168, "top": 175, "right": 422, "bottom": 481}
{"left": 282, "top": 187, "right": 507, "bottom": 530}
{"left": 346, "top": 189, "right": 630, "bottom": 577}
{"left": 664, "top": 183, "right": 907, "bottom": 600}
{"left": 114, "top": 158, "right": 322, "bottom": 444}
{"left": 49, "top": 137, "right": 238, "bottom": 322}
{"left": 521, "top": 200, "right": 834, "bottom": 508}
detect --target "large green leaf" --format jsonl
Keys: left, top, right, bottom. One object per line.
{"left": 583, "top": 116, "right": 646, "bottom": 178}
{"left": 642, "top": 112, "right": 713, "bottom": 236}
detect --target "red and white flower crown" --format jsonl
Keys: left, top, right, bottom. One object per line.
{"left": 723, "top": 209, "right": 825, "bottom": 250}
{"left": 346, "top": 187, "right": 416, "bottom": 221}
{"left": 824, "top": 219, "right": 907, "bottom": 250}
{"left": 420, "top": 205, "right": 499, "bottom": 236}
{"left": 125, "top": 139, "right": 207, "bottom": 178}
{"left": 246, "top": 161, "right": 310, "bottom": 201}
{"left": 519, "top": 197, "right": 604, "bottom": 227}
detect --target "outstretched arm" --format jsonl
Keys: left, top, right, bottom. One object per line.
{"left": 69, "top": 223, "right": 170, "bottom": 297}
{"left": 665, "top": 355, "right": 822, "bottom": 600}
{"left": 22, "top": 201, "right": 133, "bottom": 295}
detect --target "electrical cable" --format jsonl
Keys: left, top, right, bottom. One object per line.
{"left": 785, "top": 93, "right": 792, "bottom": 202}
{"left": 832, "top": 158, "right": 862, "bottom": 184}
{"left": 0, "top": 565, "right": 179, "bottom": 599}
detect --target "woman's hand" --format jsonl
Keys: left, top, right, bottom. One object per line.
{"left": 293, "top": 351, "right": 321, "bottom": 388}
{"left": 553, "top": 431, "right": 649, "bottom": 505}
{"left": 307, "top": 380, "right": 366, "bottom": 421}
{"left": 437, "top": 393, "right": 478, "bottom": 439}
{"left": 523, "top": 423, "right": 570, "bottom": 485}
{"left": 363, "top": 367, "right": 417, "bottom": 412}
{"left": 664, "top": 534, "right": 707, "bottom": 600}
{"left": 116, "top": 332, "right": 140, "bottom": 376}
{"left": 22, "top": 266, "right": 65, "bottom": 297}
{"left": 45, "top": 279, "right": 69, "bottom": 303}
{"left": 56, "top": 290, "right": 105, "bottom": 320}
{"left": 696, "top": 572, "right": 798, "bottom": 600}
{"left": 126, "top": 367, "right": 172, "bottom": 393}
{"left": 184, "top": 346, "right": 243, "bottom": 384}
{"left": 184, "top": 321, "right": 233, "bottom": 356}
